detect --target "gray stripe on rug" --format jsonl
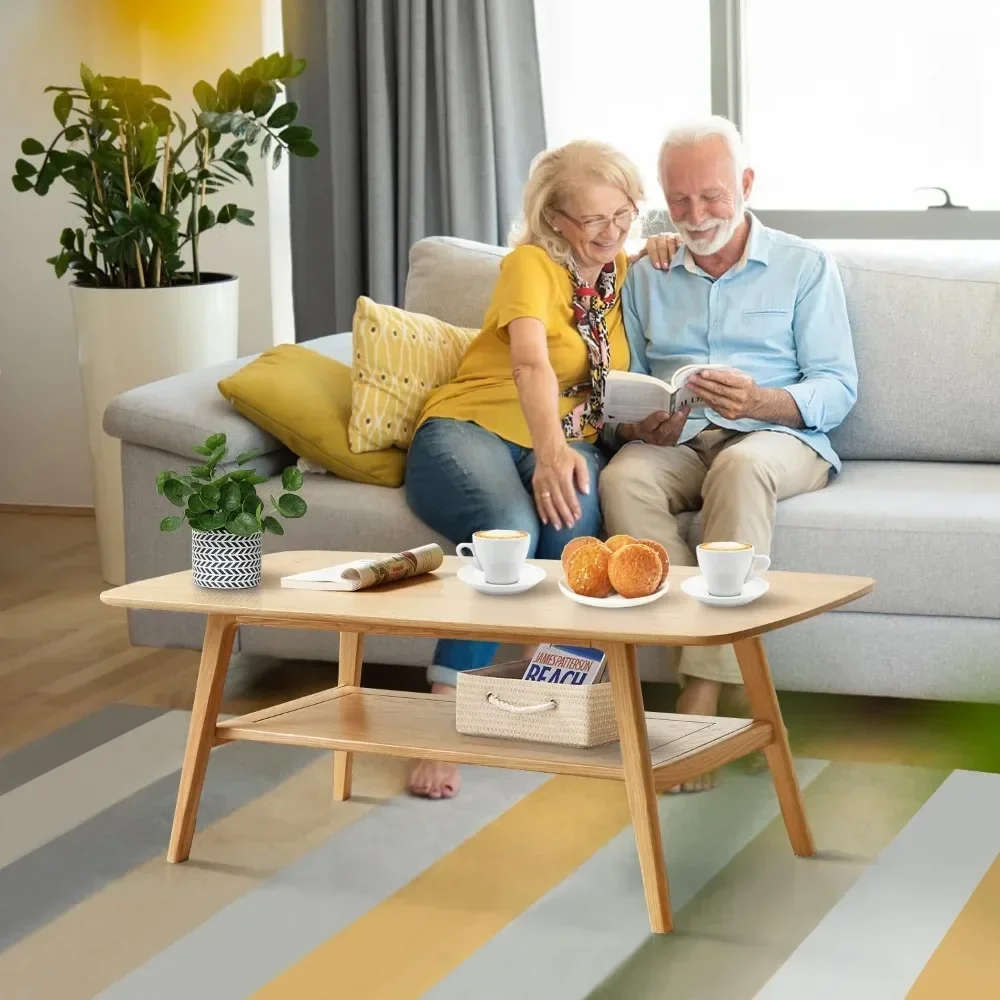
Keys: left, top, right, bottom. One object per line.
{"left": 96, "top": 766, "right": 549, "bottom": 1000}
{"left": 0, "top": 739, "right": 320, "bottom": 954}
{"left": 0, "top": 706, "right": 166, "bottom": 797}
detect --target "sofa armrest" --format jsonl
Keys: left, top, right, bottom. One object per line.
{"left": 103, "top": 355, "right": 283, "bottom": 459}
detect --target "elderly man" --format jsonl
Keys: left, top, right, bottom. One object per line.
{"left": 600, "top": 116, "right": 858, "bottom": 789}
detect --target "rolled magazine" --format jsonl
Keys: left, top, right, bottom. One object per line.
{"left": 280, "top": 543, "right": 444, "bottom": 591}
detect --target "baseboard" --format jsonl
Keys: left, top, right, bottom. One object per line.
{"left": 0, "top": 503, "right": 95, "bottom": 517}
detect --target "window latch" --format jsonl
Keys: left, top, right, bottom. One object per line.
{"left": 915, "top": 186, "right": 968, "bottom": 210}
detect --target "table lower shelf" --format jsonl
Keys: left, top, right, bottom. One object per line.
{"left": 215, "top": 686, "right": 773, "bottom": 784}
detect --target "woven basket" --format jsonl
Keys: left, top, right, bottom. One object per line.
{"left": 455, "top": 661, "right": 618, "bottom": 748}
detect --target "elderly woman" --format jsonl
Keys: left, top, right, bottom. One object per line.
{"left": 404, "top": 139, "right": 645, "bottom": 799}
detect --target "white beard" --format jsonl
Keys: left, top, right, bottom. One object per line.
{"left": 672, "top": 194, "right": 744, "bottom": 256}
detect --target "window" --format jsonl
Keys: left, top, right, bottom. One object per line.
{"left": 743, "top": 0, "right": 1000, "bottom": 210}
{"left": 534, "top": 0, "right": 712, "bottom": 206}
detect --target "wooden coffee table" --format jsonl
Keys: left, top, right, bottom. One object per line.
{"left": 100, "top": 552, "right": 872, "bottom": 934}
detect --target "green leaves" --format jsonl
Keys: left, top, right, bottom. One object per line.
{"left": 276, "top": 493, "right": 307, "bottom": 518}
{"left": 193, "top": 79, "right": 217, "bottom": 112}
{"left": 53, "top": 92, "right": 72, "bottom": 126}
{"left": 267, "top": 102, "right": 297, "bottom": 129}
{"left": 252, "top": 83, "right": 277, "bottom": 117}
{"left": 282, "top": 466, "right": 304, "bottom": 491}
{"left": 156, "top": 434, "right": 309, "bottom": 539}
{"left": 217, "top": 69, "right": 241, "bottom": 111}
{"left": 19, "top": 53, "right": 314, "bottom": 287}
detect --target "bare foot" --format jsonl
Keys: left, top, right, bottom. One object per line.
{"left": 408, "top": 682, "right": 461, "bottom": 799}
{"left": 667, "top": 678, "right": 722, "bottom": 794}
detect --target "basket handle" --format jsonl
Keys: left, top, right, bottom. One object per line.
{"left": 486, "top": 693, "right": 557, "bottom": 714}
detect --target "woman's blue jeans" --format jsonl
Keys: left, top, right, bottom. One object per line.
{"left": 405, "top": 418, "right": 606, "bottom": 685}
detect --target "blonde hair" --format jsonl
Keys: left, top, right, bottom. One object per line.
{"left": 510, "top": 140, "right": 645, "bottom": 265}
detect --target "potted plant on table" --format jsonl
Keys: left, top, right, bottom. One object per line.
{"left": 157, "top": 432, "right": 308, "bottom": 589}
{"left": 11, "top": 55, "right": 318, "bottom": 586}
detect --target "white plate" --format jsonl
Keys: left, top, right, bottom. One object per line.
{"left": 458, "top": 563, "right": 546, "bottom": 596}
{"left": 557, "top": 577, "right": 670, "bottom": 608}
{"left": 681, "top": 574, "right": 770, "bottom": 607}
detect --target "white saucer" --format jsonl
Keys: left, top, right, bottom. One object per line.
{"left": 681, "top": 574, "right": 770, "bottom": 607}
{"left": 458, "top": 563, "right": 546, "bottom": 595}
{"left": 558, "top": 577, "right": 670, "bottom": 609}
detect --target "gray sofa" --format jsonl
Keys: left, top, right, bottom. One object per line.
{"left": 104, "top": 236, "right": 1000, "bottom": 702}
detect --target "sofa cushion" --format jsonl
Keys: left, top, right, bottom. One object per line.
{"left": 348, "top": 296, "right": 478, "bottom": 453}
{"left": 218, "top": 345, "right": 407, "bottom": 487}
{"left": 683, "top": 460, "right": 1000, "bottom": 618}
{"left": 828, "top": 245, "right": 1000, "bottom": 463}
{"left": 404, "top": 236, "right": 507, "bottom": 328}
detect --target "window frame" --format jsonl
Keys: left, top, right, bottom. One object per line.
{"left": 711, "top": 0, "right": 1000, "bottom": 239}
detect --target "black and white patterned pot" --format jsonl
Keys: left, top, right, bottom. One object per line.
{"left": 191, "top": 530, "right": 262, "bottom": 589}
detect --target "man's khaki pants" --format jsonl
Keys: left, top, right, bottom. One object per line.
{"left": 599, "top": 428, "right": 831, "bottom": 685}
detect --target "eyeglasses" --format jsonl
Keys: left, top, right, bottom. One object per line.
{"left": 554, "top": 204, "right": 638, "bottom": 238}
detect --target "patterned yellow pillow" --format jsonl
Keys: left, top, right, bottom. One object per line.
{"left": 349, "top": 296, "right": 478, "bottom": 453}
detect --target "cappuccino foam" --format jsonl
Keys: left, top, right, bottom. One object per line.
{"left": 477, "top": 529, "right": 528, "bottom": 540}
{"left": 700, "top": 541, "right": 751, "bottom": 552}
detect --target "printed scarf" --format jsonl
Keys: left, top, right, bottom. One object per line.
{"left": 560, "top": 259, "right": 617, "bottom": 438}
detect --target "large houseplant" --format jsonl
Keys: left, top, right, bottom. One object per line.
{"left": 157, "top": 432, "right": 309, "bottom": 589}
{"left": 11, "top": 55, "right": 317, "bottom": 585}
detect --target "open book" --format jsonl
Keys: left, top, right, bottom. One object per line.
{"left": 603, "top": 364, "right": 734, "bottom": 424}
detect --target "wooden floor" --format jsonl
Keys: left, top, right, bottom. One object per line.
{"left": 2, "top": 512, "right": 999, "bottom": 773}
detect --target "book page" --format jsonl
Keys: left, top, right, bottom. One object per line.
{"left": 603, "top": 371, "right": 674, "bottom": 424}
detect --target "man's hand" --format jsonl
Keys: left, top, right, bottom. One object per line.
{"left": 687, "top": 369, "right": 763, "bottom": 420}
{"left": 687, "top": 369, "right": 804, "bottom": 428}
{"left": 620, "top": 407, "right": 690, "bottom": 447}
{"left": 628, "top": 232, "right": 683, "bottom": 269}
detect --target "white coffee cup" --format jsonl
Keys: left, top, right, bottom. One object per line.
{"left": 457, "top": 529, "right": 531, "bottom": 585}
{"left": 696, "top": 541, "right": 770, "bottom": 598}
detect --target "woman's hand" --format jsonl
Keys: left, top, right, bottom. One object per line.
{"left": 642, "top": 232, "right": 683, "bottom": 270}
{"left": 532, "top": 444, "right": 590, "bottom": 531}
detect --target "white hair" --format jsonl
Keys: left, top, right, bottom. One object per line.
{"left": 658, "top": 115, "right": 747, "bottom": 179}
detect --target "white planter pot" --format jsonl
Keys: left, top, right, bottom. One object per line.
{"left": 71, "top": 275, "right": 239, "bottom": 585}
{"left": 191, "top": 529, "right": 262, "bottom": 589}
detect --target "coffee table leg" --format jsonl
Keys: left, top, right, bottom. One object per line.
{"left": 733, "top": 635, "right": 815, "bottom": 857}
{"left": 167, "top": 614, "right": 238, "bottom": 863}
{"left": 333, "top": 631, "right": 365, "bottom": 801}
{"left": 606, "top": 642, "right": 672, "bottom": 933}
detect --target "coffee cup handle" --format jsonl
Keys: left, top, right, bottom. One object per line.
{"left": 456, "top": 542, "right": 481, "bottom": 570}
{"left": 746, "top": 554, "right": 770, "bottom": 581}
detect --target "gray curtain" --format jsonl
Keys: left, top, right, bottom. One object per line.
{"left": 282, "top": 0, "right": 547, "bottom": 341}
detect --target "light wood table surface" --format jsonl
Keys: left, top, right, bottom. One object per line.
{"left": 101, "top": 551, "right": 873, "bottom": 934}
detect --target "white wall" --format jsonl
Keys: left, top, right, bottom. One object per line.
{"left": 0, "top": 0, "right": 292, "bottom": 508}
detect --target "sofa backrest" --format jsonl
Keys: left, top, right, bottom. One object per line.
{"left": 405, "top": 236, "right": 1000, "bottom": 463}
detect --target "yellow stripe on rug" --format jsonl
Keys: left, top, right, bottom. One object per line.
{"left": 907, "top": 851, "right": 1000, "bottom": 999}
{"left": 253, "top": 775, "right": 632, "bottom": 1000}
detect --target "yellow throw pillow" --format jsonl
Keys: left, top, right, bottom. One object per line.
{"left": 349, "top": 296, "right": 479, "bottom": 453}
{"left": 218, "top": 344, "right": 406, "bottom": 488}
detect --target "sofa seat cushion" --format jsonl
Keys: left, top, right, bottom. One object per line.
{"left": 683, "top": 460, "right": 1000, "bottom": 618}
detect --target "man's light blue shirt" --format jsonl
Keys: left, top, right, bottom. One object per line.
{"left": 622, "top": 214, "right": 858, "bottom": 472}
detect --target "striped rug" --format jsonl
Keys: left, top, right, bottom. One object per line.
{"left": 0, "top": 704, "right": 996, "bottom": 999}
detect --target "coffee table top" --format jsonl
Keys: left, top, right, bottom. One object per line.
{"left": 101, "top": 551, "right": 873, "bottom": 647}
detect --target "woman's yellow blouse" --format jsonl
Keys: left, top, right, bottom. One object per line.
{"left": 415, "top": 244, "right": 631, "bottom": 447}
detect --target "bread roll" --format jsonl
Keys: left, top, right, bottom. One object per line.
{"left": 565, "top": 541, "right": 613, "bottom": 598}
{"left": 636, "top": 538, "right": 670, "bottom": 587}
{"left": 605, "top": 534, "right": 637, "bottom": 553}
{"left": 608, "top": 543, "right": 662, "bottom": 599}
